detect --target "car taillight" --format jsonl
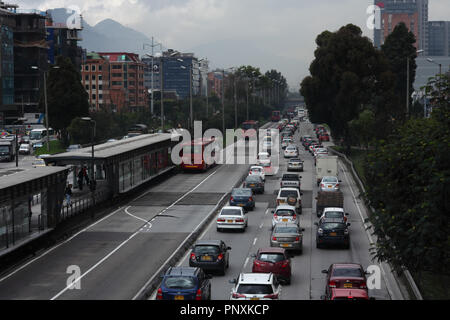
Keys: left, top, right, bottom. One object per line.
{"left": 156, "top": 288, "right": 163, "bottom": 300}
{"left": 336, "top": 184, "right": 340, "bottom": 187}
{"left": 293, "top": 214, "right": 297, "bottom": 220}
{"left": 190, "top": 253, "right": 196, "bottom": 261}
{"left": 295, "top": 236, "right": 300, "bottom": 241}
{"left": 273, "top": 214, "right": 278, "bottom": 219}
{"left": 230, "top": 196, "right": 234, "bottom": 202}
{"left": 249, "top": 197, "right": 253, "bottom": 202}
{"left": 320, "top": 183, "right": 324, "bottom": 188}
{"left": 263, "top": 293, "right": 278, "bottom": 299}
{"left": 232, "top": 292, "right": 245, "bottom": 299}
{"left": 281, "top": 261, "right": 289, "bottom": 268}
{"left": 217, "top": 218, "right": 225, "bottom": 222}
{"left": 196, "top": 289, "right": 202, "bottom": 300}
{"left": 217, "top": 253, "right": 224, "bottom": 260}
{"left": 329, "top": 281, "right": 337, "bottom": 288}
{"left": 360, "top": 282, "right": 367, "bottom": 289}
{"left": 236, "top": 218, "right": 244, "bottom": 223}
{"left": 272, "top": 236, "right": 277, "bottom": 241}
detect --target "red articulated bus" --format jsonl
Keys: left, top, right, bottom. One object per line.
{"left": 241, "top": 120, "right": 259, "bottom": 140}
{"left": 271, "top": 111, "right": 281, "bottom": 122}
{"left": 181, "top": 137, "right": 216, "bottom": 171}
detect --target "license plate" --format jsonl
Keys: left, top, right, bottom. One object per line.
{"left": 202, "top": 255, "right": 212, "bottom": 261}
{"left": 282, "top": 219, "right": 288, "bottom": 222}
{"left": 281, "top": 243, "right": 291, "bottom": 247}
{"left": 344, "top": 283, "right": 352, "bottom": 288}
{"left": 238, "top": 204, "right": 245, "bottom": 207}
{"left": 250, "top": 297, "right": 259, "bottom": 300}
{"left": 279, "top": 200, "right": 285, "bottom": 203}
{"left": 250, "top": 184, "right": 255, "bottom": 187}
{"left": 174, "top": 295, "right": 184, "bottom": 300}
{"left": 227, "top": 220, "right": 233, "bottom": 223}
{"left": 330, "top": 232, "right": 337, "bottom": 236}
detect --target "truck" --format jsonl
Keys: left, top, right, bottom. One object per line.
{"left": 315, "top": 155, "right": 338, "bottom": 186}
{"left": 0, "top": 139, "right": 17, "bottom": 162}
{"left": 280, "top": 173, "right": 301, "bottom": 190}
{"left": 316, "top": 190, "right": 344, "bottom": 217}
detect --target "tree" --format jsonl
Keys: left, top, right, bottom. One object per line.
{"left": 300, "top": 24, "right": 387, "bottom": 144}
{"left": 41, "top": 56, "right": 90, "bottom": 146}
{"left": 381, "top": 22, "right": 418, "bottom": 121}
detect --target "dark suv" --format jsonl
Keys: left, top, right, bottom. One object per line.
{"left": 315, "top": 218, "right": 351, "bottom": 249}
{"left": 189, "top": 240, "right": 231, "bottom": 275}
{"left": 157, "top": 267, "right": 212, "bottom": 300}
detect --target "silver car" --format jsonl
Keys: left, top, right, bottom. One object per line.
{"left": 270, "top": 223, "right": 304, "bottom": 254}
{"left": 319, "top": 176, "right": 341, "bottom": 192}
{"left": 271, "top": 205, "right": 299, "bottom": 229}
{"left": 287, "top": 158, "right": 303, "bottom": 172}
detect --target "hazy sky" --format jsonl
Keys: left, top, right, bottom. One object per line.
{"left": 20, "top": 0, "right": 450, "bottom": 91}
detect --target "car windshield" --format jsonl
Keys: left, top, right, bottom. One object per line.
{"left": 273, "top": 226, "right": 298, "bottom": 233}
{"left": 258, "top": 253, "right": 285, "bottom": 263}
{"left": 221, "top": 209, "right": 242, "bottom": 216}
{"left": 232, "top": 189, "right": 252, "bottom": 196}
{"left": 0, "top": 146, "right": 9, "bottom": 153}
{"left": 237, "top": 284, "right": 273, "bottom": 294}
{"left": 333, "top": 268, "right": 363, "bottom": 278}
{"left": 280, "top": 190, "right": 298, "bottom": 198}
{"left": 323, "top": 177, "right": 338, "bottom": 183}
{"left": 251, "top": 167, "right": 262, "bottom": 172}
{"left": 325, "top": 211, "right": 344, "bottom": 218}
{"left": 30, "top": 131, "right": 42, "bottom": 140}
{"left": 321, "top": 223, "right": 346, "bottom": 230}
{"left": 194, "top": 245, "right": 220, "bottom": 255}
{"left": 275, "top": 209, "right": 295, "bottom": 217}
{"left": 164, "top": 276, "right": 196, "bottom": 289}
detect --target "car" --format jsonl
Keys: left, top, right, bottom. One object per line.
{"left": 19, "top": 143, "right": 32, "bottom": 155}
{"left": 319, "top": 176, "right": 341, "bottom": 192}
{"left": 251, "top": 248, "right": 292, "bottom": 285}
{"left": 32, "top": 158, "right": 46, "bottom": 167}
{"left": 280, "top": 173, "right": 301, "bottom": 190}
{"left": 313, "top": 147, "right": 328, "bottom": 158}
{"left": 315, "top": 218, "right": 351, "bottom": 249}
{"left": 229, "top": 188, "right": 255, "bottom": 211}
{"left": 283, "top": 145, "right": 298, "bottom": 158}
{"left": 322, "top": 263, "right": 369, "bottom": 297}
{"left": 271, "top": 205, "right": 299, "bottom": 229}
{"left": 261, "top": 161, "right": 274, "bottom": 176}
{"left": 300, "top": 135, "right": 312, "bottom": 144}
{"left": 216, "top": 206, "right": 248, "bottom": 232}
{"left": 281, "top": 138, "right": 293, "bottom": 149}
{"left": 270, "top": 223, "right": 304, "bottom": 254}
{"left": 319, "top": 207, "right": 349, "bottom": 223}
{"left": 19, "top": 135, "right": 30, "bottom": 144}
{"left": 322, "top": 288, "right": 370, "bottom": 300}
{"left": 319, "top": 133, "right": 330, "bottom": 142}
{"left": 229, "top": 273, "right": 282, "bottom": 300}
{"left": 156, "top": 266, "right": 212, "bottom": 300}
{"left": 302, "top": 138, "right": 313, "bottom": 150}
{"left": 189, "top": 240, "right": 231, "bottom": 275}
{"left": 276, "top": 188, "right": 302, "bottom": 214}
{"left": 256, "top": 152, "right": 270, "bottom": 166}
{"left": 243, "top": 175, "right": 265, "bottom": 194}
{"left": 249, "top": 165, "right": 265, "bottom": 181}
{"left": 107, "top": 139, "right": 117, "bottom": 143}
{"left": 66, "top": 144, "right": 82, "bottom": 152}
{"left": 287, "top": 158, "right": 303, "bottom": 172}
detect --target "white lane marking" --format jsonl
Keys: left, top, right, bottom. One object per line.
{"left": 253, "top": 238, "right": 257, "bottom": 246}
{"left": 125, "top": 206, "right": 152, "bottom": 229}
{"left": 243, "top": 257, "right": 250, "bottom": 269}
{"left": 339, "top": 161, "right": 396, "bottom": 300}
{"left": 259, "top": 222, "right": 264, "bottom": 229}
{"left": 51, "top": 168, "right": 221, "bottom": 300}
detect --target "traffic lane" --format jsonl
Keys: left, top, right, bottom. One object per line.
{"left": 56, "top": 204, "right": 216, "bottom": 300}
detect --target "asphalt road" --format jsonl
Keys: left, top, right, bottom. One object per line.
{"left": 170, "top": 121, "right": 400, "bottom": 300}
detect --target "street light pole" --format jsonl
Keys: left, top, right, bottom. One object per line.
{"left": 43, "top": 71, "right": 49, "bottom": 152}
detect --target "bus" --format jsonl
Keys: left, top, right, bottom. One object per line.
{"left": 181, "top": 137, "right": 216, "bottom": 171}
{"left": 271, "top": 111, "right": 281, "bottom": 122}
{"left": 29, "top": 128, "right": 56, "bottom": 148}
{"left": 127, "top": 124, "right": 148, "bottom": 137}
{"left": 241, "top": 120, "right": 259, "bottom": 140}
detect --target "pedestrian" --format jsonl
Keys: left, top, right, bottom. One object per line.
{"left": 78, "top": 169, "right": 84, "bottom": 191}
{"left": 83, "top": 166, "right": 90, "bottom": 185}
{"left": 65, "top": 184, "right": 73, "bottom": 207}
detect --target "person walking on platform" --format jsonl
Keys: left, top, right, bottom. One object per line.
{"left": 78, "top": 169, "right": 84, "bottom": 191}
{"left": 65, "top": 184, "right": 73, "bottom": 207}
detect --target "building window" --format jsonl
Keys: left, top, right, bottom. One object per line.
{"left": 92, "top": 94, "right": 96, "bottom": 100}
{"left": 99, "top": 75, "right": 102, "bottom": 81}
{"left": 99, "top": 85, "right": 103, "bottom": 90}
{"left": 92, "top": 75, "right": 96, "bottom": 80}
{"left": 112, "top": 65, "right": 122, "bottom": 69}
{"left": 92, "top": 65, "right": 96, "bottom": 72}
{"left": 85, "top": 65, "right": 89, "bottom": 71}
{"left": 99, "top": 65, "right": 102, "bottom": 71}
{"left": 85, "top": 85, "right": 89, "bottom": 90}
{"left": 92, "top": 84, "right": 96, "bottom": 89}
{"left": 85, "top": 75, "right": 89, "bottom": 81}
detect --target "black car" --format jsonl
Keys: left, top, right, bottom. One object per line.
{"left": 315, "top": 218, "right": 351, "bottom": 249}
{"left": 157, "top": 267, "right": 212, "bottom": 300}
{"left": 189, "top": 240, "right": 232, "bottom": 275}
{"left": 243, "top": 175, "right": 265, "bottom": 194}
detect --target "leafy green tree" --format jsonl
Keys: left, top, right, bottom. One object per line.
{"left": 348, "top": 108, "right": 376, "bottom": 149}
{"left": 381, "top": 22, "right": 418, "bottom": 121}
{"left": 41, "top": 56, "right": 90, "bottom": 146}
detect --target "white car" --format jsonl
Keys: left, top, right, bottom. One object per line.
{"left": 216, "top": 206, "right": 248, "bottom": 232}
{"left": 313, "top": 147, "right": 328, "bottom": 158}
{"left": 319, "top": 176, "right": 341, "bottom": 192}
{"left": 276, "top": 187, "right": 302, "bottom": 214}
{"left": 230, "top": 273, "right": 282, "bottom": 300}
{"left": 319, "top": 207, "right": 349, "bottom": 223}
{"left": 281, "top": 138, "right": 293, "bottom": 149}
{"left": 271, "top": 205, "right": 299, "bottom": 229}
{"left": 19, "top": 143, "right": 32, "bottom": 155}
{"left": 257, "top": 152, "right": 270, "bottom": 166}
{"left": 284, "top": 145, "right": 298, "bottom": 158}
{"left": 249, "top": 165, "right": 265, "bottom": 181}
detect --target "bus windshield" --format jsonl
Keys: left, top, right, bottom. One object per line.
{"left": 30, "top": 131, "right": 44, "bottom": 140}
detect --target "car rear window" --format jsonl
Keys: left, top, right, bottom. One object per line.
{"left": 325, "top": 211, "right": 344, "bottom": 218}
{"left": 332, "top": 268, "right": 363, "bottom": 278}
{"left": 321, "top": 223, "right": 346, "bottom": 230}
{"left": 237, "top": 284, "right": 273, "bottom": 294}
{"left": 282, "top": 175, "right": 299, "bottom": 181}
{"left": 194, "top": 245, "right": 220, "bottom": 255}
{"left": 323, "top": 177, "right": 338, "bottom": 183}
{"left": 251, "top": 167, "right": 262, "bottom": 172}
{"left": 280, "top": 190, "right": 298, "bottom": 198}
{"left": 164, "top": 276, "right": 196, "bottom": 289}
{"left": 289, "top": 159, "right": 302, "bottom": 163}
{"left": 232, "top": 189, "right": 252, "bottom": 196}
{"left": 273, "top": 226, "right": 298, "bottom": 233}
{"left": 275, "top": 209, "right": 295, "bottom": 216}
{"left": 221, "top": 208, "right": 243, "bottom": 216}
{"left": 246, "top": 176, "right": 261, "bottom": 182}
{"left": 258, "top": 253, "right": 286, "bottom": 263}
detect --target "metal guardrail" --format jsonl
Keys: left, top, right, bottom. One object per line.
{"left": 328, "top": 146, "right": 423, "bottom": 300}
{"left": 60, "top": 189, "right": 109, "bottom": 221}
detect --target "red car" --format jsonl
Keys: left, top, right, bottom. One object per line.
{"left": 252, "top": 248, "right": 292, "bottom": 284}
{"left": 322, "top": 263, "right": 368, "bottom": 297}
{"left": 323, "top": 288, "right": 370, "bottom": 300}
{"left": 319, "top": 134, "right": 330, "bottom": 142}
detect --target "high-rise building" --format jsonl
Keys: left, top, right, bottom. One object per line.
{"left": 374, "top": 0, "right": 428, "bottom": 52}
{"left": 97, "top": 52, "right": 147, "bottom": 112}
{"left": 207, "top": 71, "right": 224, "bottom": 99}
{"left": 428, "top": 21, "right": 450, "bottom": 56}
{"left": 81, "top": 52, "right": 111, "bottom": 112}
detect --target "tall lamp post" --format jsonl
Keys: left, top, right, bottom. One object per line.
{"left": 144, "top": 39, "right": 162, "bottom": 116}
{"left": 81, "top": 117, "right": 96, "bottom": 191}
{"left": 31, "top": 65, "right": 60, "bottom": 152}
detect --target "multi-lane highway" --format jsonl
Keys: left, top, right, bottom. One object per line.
{"left": 0, "top": 121, "right": 403, "bottom": 300}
